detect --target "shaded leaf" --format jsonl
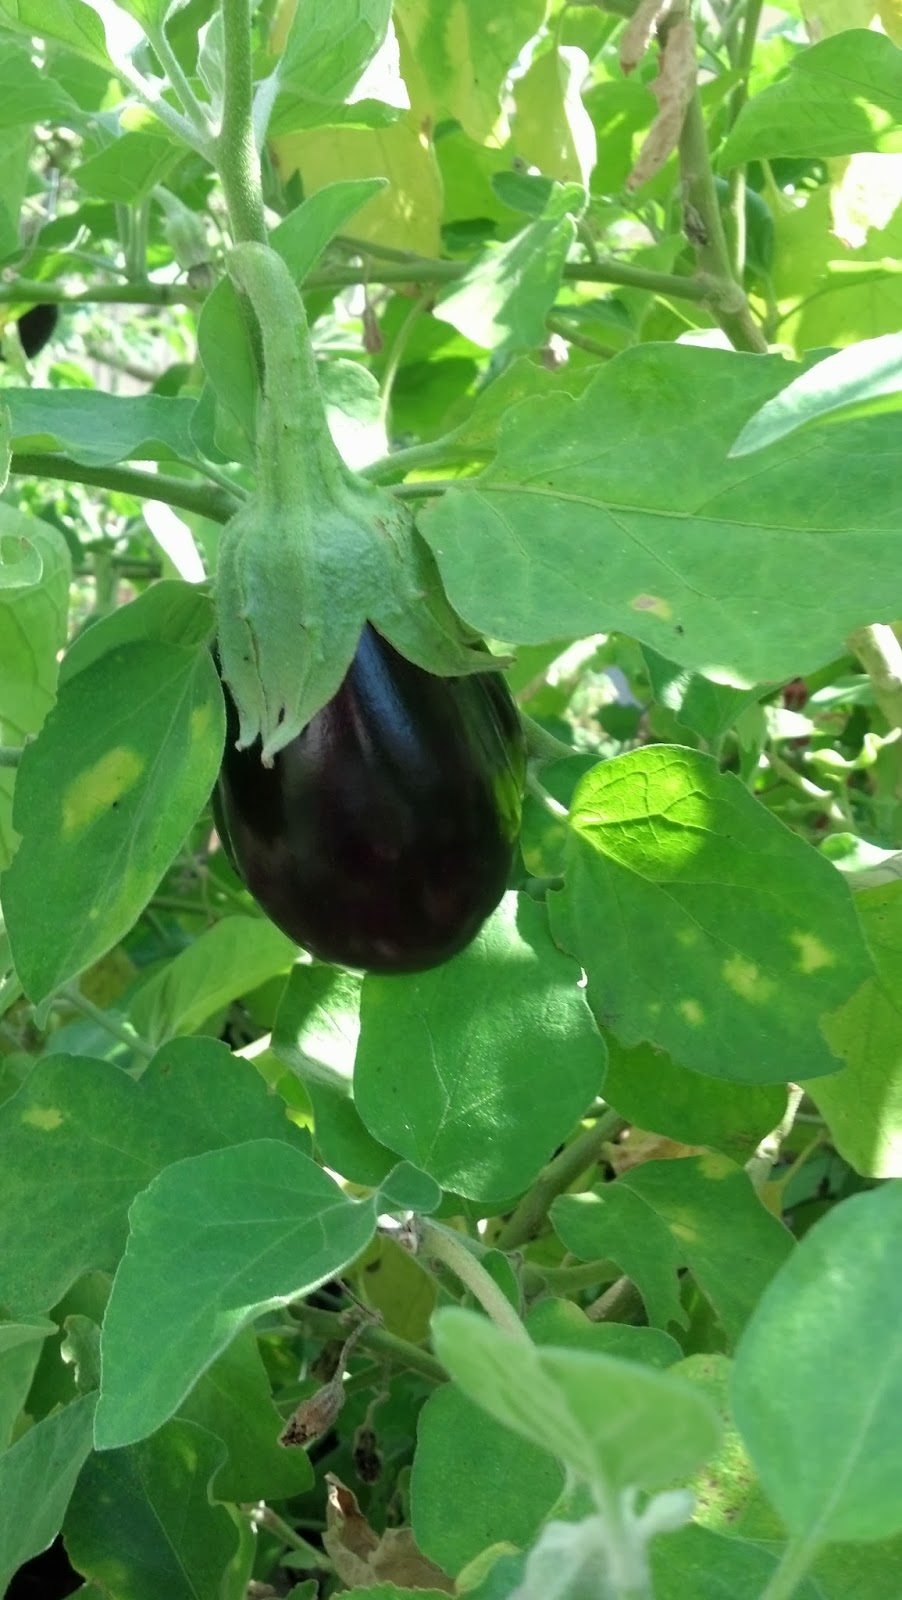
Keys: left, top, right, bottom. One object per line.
{"left": 0, "top": 1393, "right": 96, "bottom": 1595}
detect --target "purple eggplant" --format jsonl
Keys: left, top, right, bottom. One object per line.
{"left": 215, "top": 625, "right": 526, "bottom": 973}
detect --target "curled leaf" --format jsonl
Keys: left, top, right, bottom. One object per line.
{"left": 627, "top": 16, "right": 697, "bottom": 191}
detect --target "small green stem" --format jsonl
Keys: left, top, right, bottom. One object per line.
{"left": 546, "top": 314, "right": 617, "bottom": 360}
{"left": 496, "top": 1113, "right": 624, "bottom": 1251}
{"left": 724, "top": 0, "right": 765, "bottom": 277}
{"left": 0, "top": 746, "right": 24, "bottom": 768}
{"left": 847, "top": 625, "right": 902, "bottom": 731}
{"left": 292, "top": 1305, "right": 447, "bottom": 1383}
{"left": 305, "top": 257, "right": 718, "bottom": 305}
{"left": 418, "top": 1219, "right": 529, "bottom": 1340}
{"left": 586, "top": 1275, "right": 645, "bottom": 1324}
{"left": 379, "top": 291, "right": 429, "bottom": 429}
{"left": 8, "top": 455, "right": 240, "bottom": 523}
{"left": 112, "top": 56, "right": 208, "bottom": 156}
{"left": 217, "top": 0, "right": 267, "bottom": 245}
{"left": 759, "top": 1533, "right": 822, "bottom": 1600}
{"left": 521, "top": 713, "right": 577, "bottom": 764}
{"left": 677, "top": 82, "right": 767, "bottom": 353}
{"left": 361, "top": 437, "right": 490, "bottom": 483}
{"left": 0, "top": 278, "right": 202, "bottom": 307}
{"left": 56, "top": 985, "right": 155, "bottom": 1062}
{"left": 248, "top": 1505, "right": 332, "bottom": 1568}
{"left": 147, "top": 23, "right": 213, "bottom": 141}
{"left": 522, "top": 1259, "right": 619, "bottom": 1298}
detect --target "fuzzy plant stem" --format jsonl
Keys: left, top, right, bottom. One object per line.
{"left": 217, "top": 0, "right": 267, "bottom": 244}
{"left": 417, "top": 1219, "right": 529, "bottom": 1340}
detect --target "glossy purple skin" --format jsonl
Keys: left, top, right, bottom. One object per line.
{"left": 215, "top": 626, "right": 527, "bottom": 973}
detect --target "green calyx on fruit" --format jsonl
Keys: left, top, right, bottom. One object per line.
{"left": 215, "top": 241, "right": 489, "bottom": 765}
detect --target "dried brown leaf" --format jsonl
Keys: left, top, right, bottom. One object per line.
{"left": 627, "top": 15, "right": 697, "bottom": 192}
{"left": 620, "top": 0, "right": 679, "bottom": 74}
{"left": 324, "top": 1475, "right": 455, "bottom": 1593}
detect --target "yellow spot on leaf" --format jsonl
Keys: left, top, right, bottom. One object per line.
{"left": 631, "top": 593, "right": 672, "bottom": 620}
{"left": 790, "top": 931, "right": 834, "bottom": 974}
{"left": 679, "top": 998, "right": 704, "bottom": 1027}
{"left": 699, "top": 1152, "right": 733, "bottom": 1181}
{"left": 722, "top": 954, "right": 768, "bottom": 1002}
{"left": 22, "top": 1106, "right": 64, "bottom": 1131}
{"left": 190, "top": 702, "right": 211, "bottom": 743}
{"left": 670, "top": 1220, "right": 698, "bottom": 1244}
{"left": 61, "top": 748, "right": 144, "bottom": 838}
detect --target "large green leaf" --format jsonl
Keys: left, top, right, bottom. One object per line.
{"left": 0, "top": 1393, "right": 96, "bottom": 1595}
{"left": 411, "top": 1384, "right": 563, "bottom": 1576}
{"left": 601, "top": 1037, "right": 785, "bottom": 1163}
{"left": 552, "top": 1155, "right": 792, "bottom": 1345}
{"left": 394, "top": 0, "right": 547, "bottom": 144}
{"left": 2, "top": 639, "right": 225, "bottom": 1002}
{"left": 0, "top": 512, "right": 70, "bottom": 870}
{"left": 732, "top": 1182, "right": 902, "bottom": 1545}
{"left": 418, "top": 344, "right": 902, "bottom": 684}
{"left": 548, "top": 747, "right": 871, "bottom": 1082}
{"left": 0, "top": 1038, "right": 307, "bottom": 1314}
{"left": 65, "top": 1421, "right": 239, "bottom": 1600}
{"left": 730, "top": 335, "right": 902, "bottom": 458}
{"left": 720, "top": 31, "right": 902, "bottom": 168}
{"left": 0, "top": 38, "right": 82, "bottom": 125}
{"left": 432, "top": 1307, "right": 721, "bottom": 1492}
{"left": 270, "top": 0, "right": 394, "bottom": 135}
{"left": 435, "top": 211, "right": 577, "bottom": 351}
{"left": 73, "top": 131, "right": 178, "bottom": 203}
{"left": 0, "top": 0, "right": 111, "bottom": 69}
{"left": 354, "top": 894, "right": 604, "bottom": 1203}
{"left": 129, "top": 915, "right": 296, "bottom": 1046}
{"left": 4, "top": 390, "right": 197, "bottom": 467}
{"left": 95, "top": 1140, "right": 379, "bottom": 1448}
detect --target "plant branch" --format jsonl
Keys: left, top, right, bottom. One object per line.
{"left": 111, "top": 55, "right": 210, "bottom": 156}
{"left": 305, "top": 255, "right": 719, "bottom": 305}
{"left": 417, "top": 1219, "right": 529, "bottom": 1339}
{"left": 217, "top": 0, "right": 267, "bottom": 244}
{"left": 496, "top": 1112, "right": 625, "bottom": 1252}
{"left": 56, "top": 985, "right": 155, "bottom": 1062}
{"left": 585, "top": 1274, "right": 645, "bottom": 1324}
{"left": 379, "top": 290, "right": 429, "bottom": 429}
{"left": 723, "top": 0, "right": 765, "bottom": 276}
{"left": 291, "top": 1305, "right": 447, "bottom": 1383}
{"left": 0, "top": 278, "right": 202, "bottom": 307}
{"left": 8, "top": 455, "right": 240, "bottom": 523}
{"left": 147, "top": 24, "right": 213, "bottom": 142}
{"left": 677, "top": 72, "right": 767, "bottom": 352}
{"left": 848, "top": 625, "right": 902, "bottom": 731}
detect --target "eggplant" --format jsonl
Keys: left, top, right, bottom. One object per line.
{"left": 17, "top": 304, "right": 58, "bottom": 358}
{"left": 215, "top": 625, "right": 526, "bottom": 973}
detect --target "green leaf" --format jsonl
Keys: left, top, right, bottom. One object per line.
{"left": 272, "top": 963, "right": 397, "bottom": 1186}
{"left": 0, "top": 1038, "right": 307, "bottom": 1315}
{"left": 525, "top": 1298, "right": 683, "bottom": 1369}
{"left": 641, "top": 645, "right": 766, "bottom": 747}
{"left": 4, "top": 389, "right": 198, "bottom": 467}
{"left": 0, "top": 124, "right": 30, "bottom": 260}
{"left": 0, "top": 1320, "right": 55, "bottom": 1449}
{"left": 129, "top": 915, "right": 296, "bottom": 1046}
{"left": 394, "top": 0, "right": 547, "bottom": 144}
{"left": 650, "top": 1524, "right": 821, "bottom": 1600}
{"left": 552, "top": 1154, "right": 793, "bottom": 1344}
{"left": 58, "top": 580, "right": 215, "bottom": 686}
{"left": 271, "top": 176, "right": 389, "bottom": 281}
{"left": 0, "top": 0, "right": 111, "bottom": 70}
{"left": 411, "top": 1384, "right": 563, "bottom": 1576}
{"left": 74, "top": 130, "right": 179, "bottom": 204}
{"left": 810, "top": 881, "right": 902, "bottom": 1177}
{"left": 177, "top": 1328, "right": 314, "bottom": 1501}
{"left": 0, "top": 1392, "right": 96, "bottom": 1595}
{"left": 434, "top": 214, "right": 577, "bottom": 351}
{"left": 548, "top": 747, "right": 871, "bottom": 1083}
{"left": 65, "top": 1420, "right": 239, "bottom": 1600}
{"left": 0, "top": 512, "right": 70, "bottom": 871}
{"left": 730, "top": 336, "right": 902, "bottom": 458}
{"left": 671, "top": 1353, "right": 784, "bottom": 1538}
{"left": 354, "top": 894, "right": 604, "bottom": 1204}
{"left": 270, "top": 0, "right": 394, "bottom": 134}
{"left": 0, "top": 39, "right": 82, "bottom": 125}
{"left": 432, "top": 1306, "right": 722, "bottom": 1491}
{"left": 95, "top": 1139, "right": 378, "bottom": 1448}
{"left": 418, "top": 344, "right": 902, "bottom": 684}
{"left": 601, "top": 1037, "right": 786, "bottom": 1163}
{"left": 510, "top": 42, "right": 596, "bottom": 187}
{"left": 2, "top": 639, "right": 225, "bottom": 1003}
{"left": 732, "top": 1181, "right": 902, "bottom": 1543}
{"left": 720, "top": 31, "right": 902, "bottom": 168}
